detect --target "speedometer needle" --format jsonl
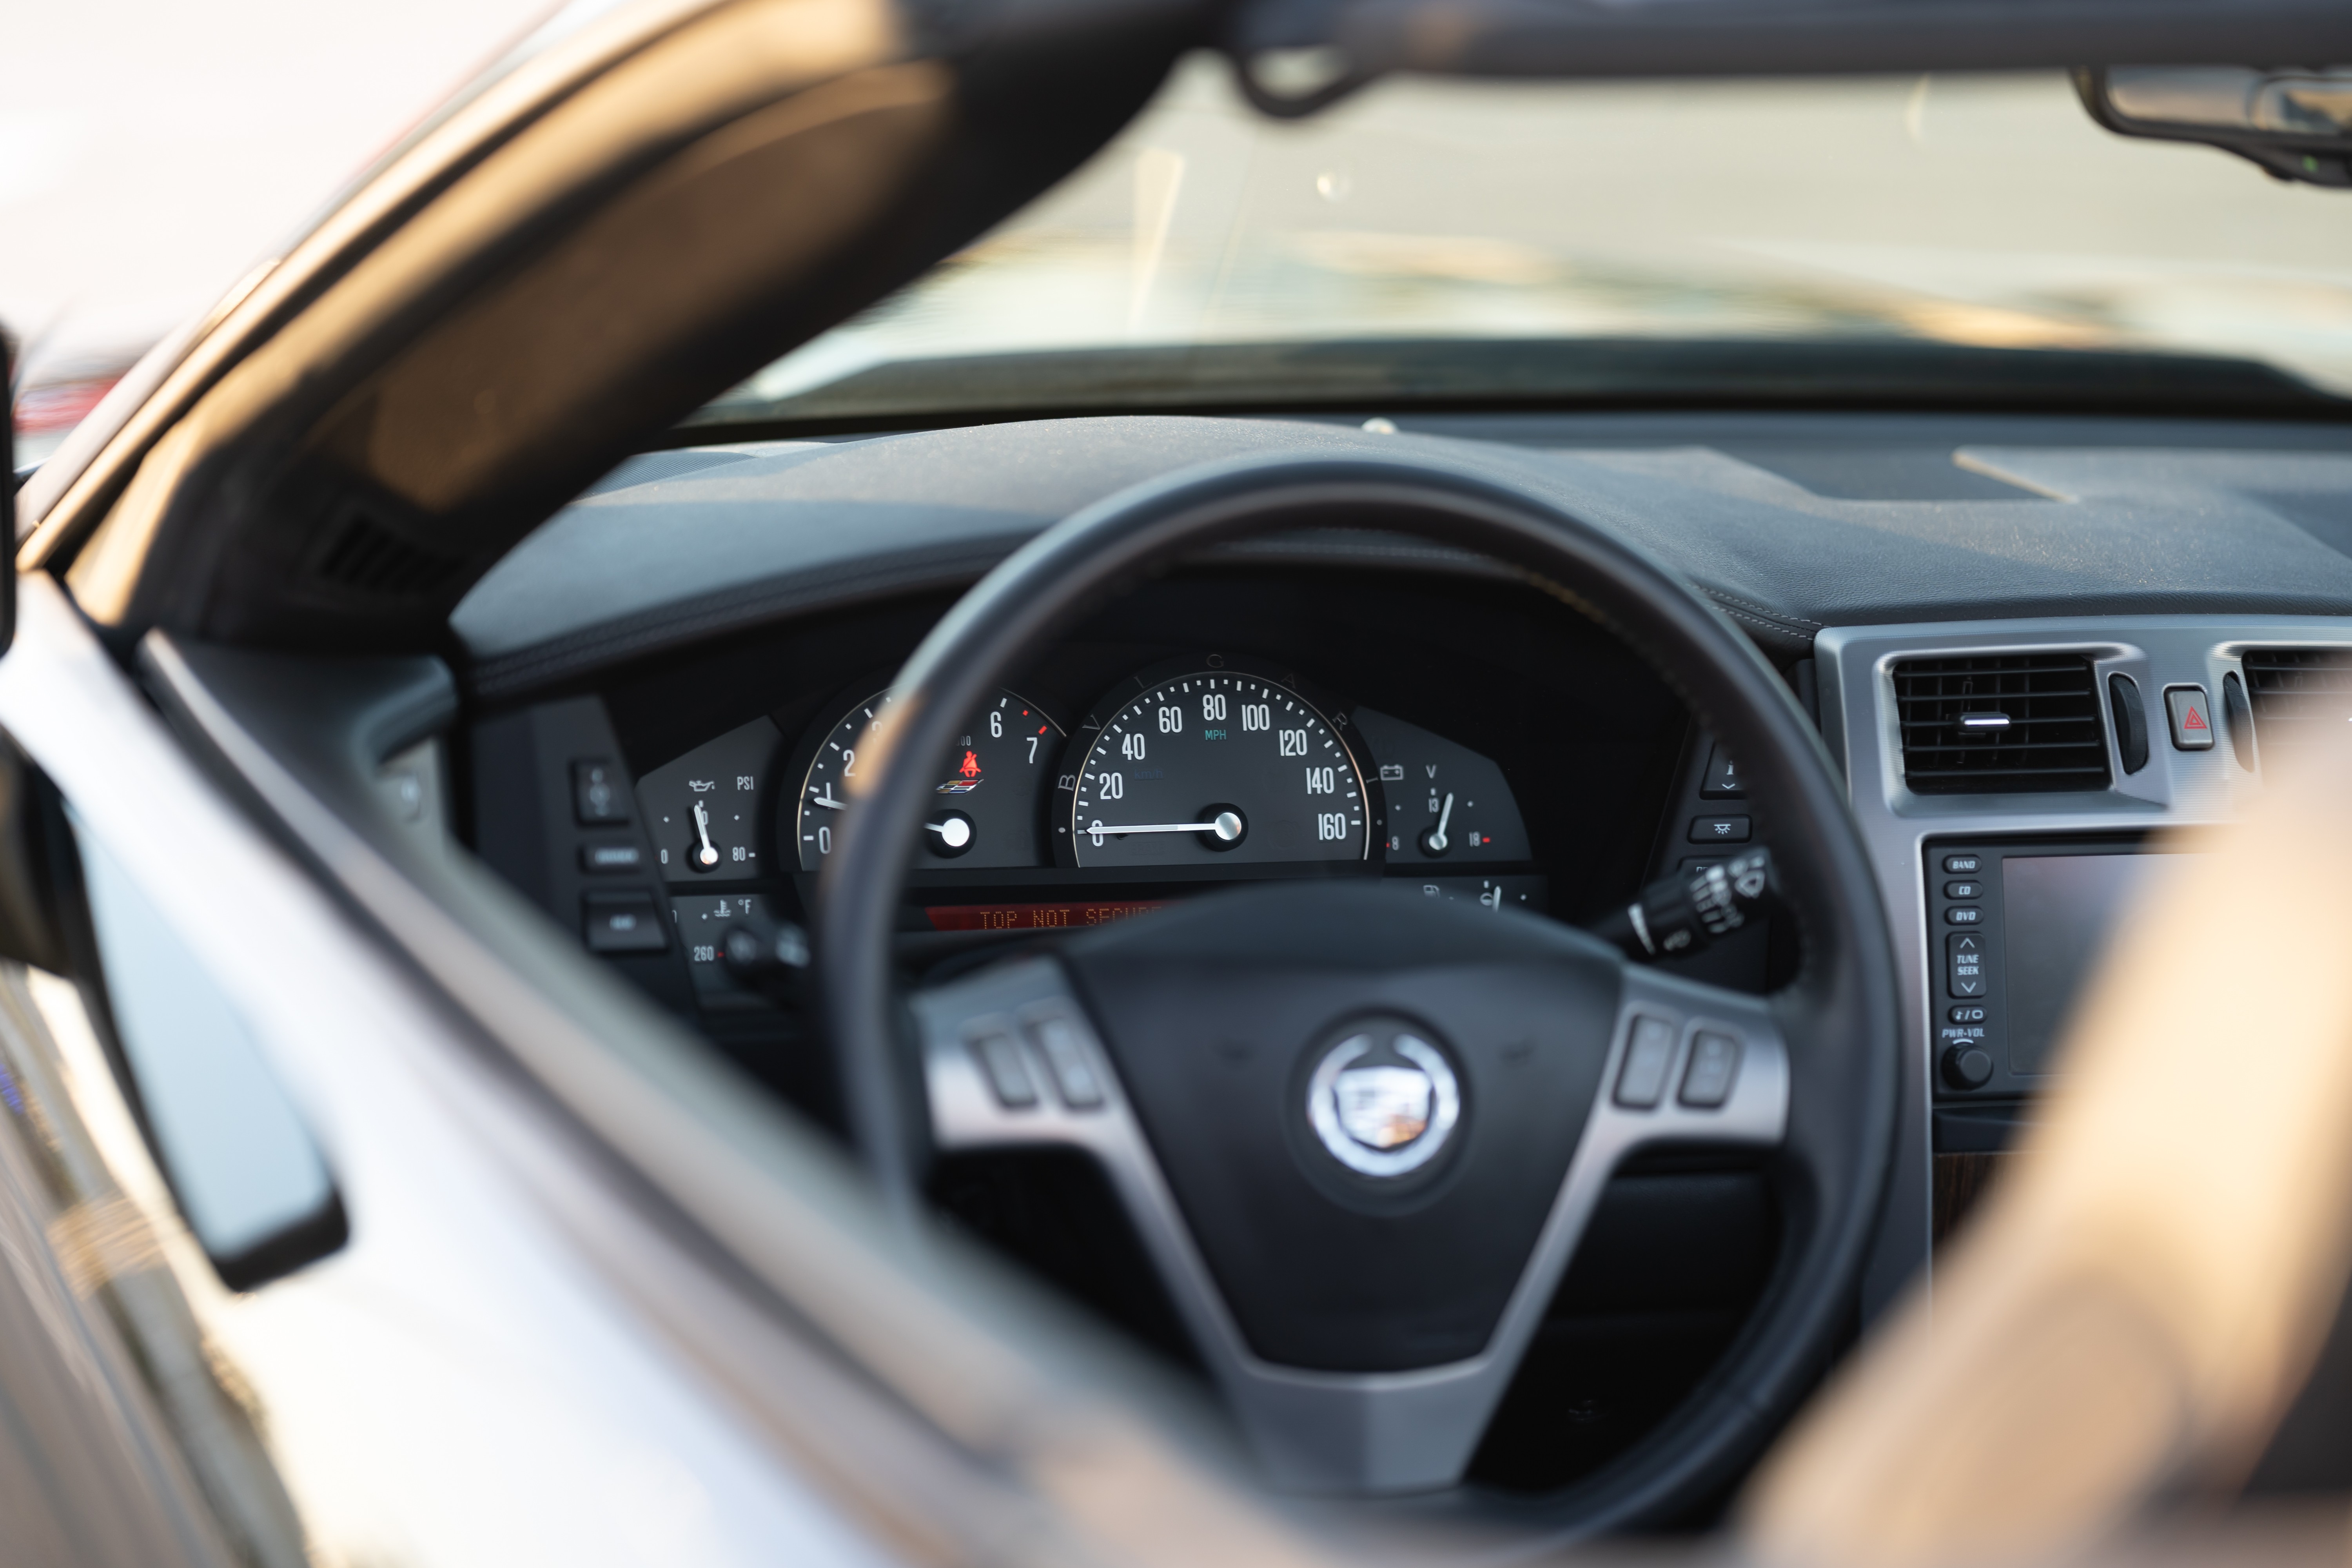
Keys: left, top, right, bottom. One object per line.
{"left": 1088, "top": 811, "right": 1245, "bottom": 846}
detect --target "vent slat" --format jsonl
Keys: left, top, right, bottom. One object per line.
{"left": 1893, "top": 653, "right": 2109, "bottom": 796}
{"left": 2242, "top": 649, "right": 2352, "bottom": 756}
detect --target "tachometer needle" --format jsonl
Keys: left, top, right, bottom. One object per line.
{"left": 1087, "top": 811, "right": 1244, "bottom": 846}
{"left": 691, "top": 800, "right": 722, "bottom": 869}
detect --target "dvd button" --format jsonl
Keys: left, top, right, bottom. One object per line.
{"left": 1945, "top": 906, "right": 1982, "bottom": 925}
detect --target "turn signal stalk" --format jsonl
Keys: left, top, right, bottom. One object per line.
{"left": 1595, "top": 849, "right": 1780, "bottom": 963}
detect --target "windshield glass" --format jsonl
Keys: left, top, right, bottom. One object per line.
{"left": 692, "top": 60, "right": 2352, "bottom": 428}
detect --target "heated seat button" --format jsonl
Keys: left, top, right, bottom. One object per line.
{"left": 1615, "top": 1015, "right": 1678, "bottom": 1108}
{"left": 583, "top": 891, "right": 666, "bottom": 952}
{"left": 1688, "top": 815, "right": 1752, "bottom": 844}
{"left": 2165, "top": 685, "right": 2215, "bottom": 751}
{"left": 1947, "top": 932, "right": 1985, "bottom": 997}
{"left": 1679, "top": 1032, "right": 1742, "bottom": 1108}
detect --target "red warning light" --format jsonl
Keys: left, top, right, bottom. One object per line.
{"left": 959, "top": 749, "right": 982, "bottom": 778}
{"left": 2183, "top": 708, "right": 2208, "bottom": 731}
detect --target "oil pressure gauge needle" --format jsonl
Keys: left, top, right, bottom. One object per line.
{"left": 691, "top": 799, "right": 722, "bottom": 869}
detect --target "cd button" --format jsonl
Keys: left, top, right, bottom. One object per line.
{"left": 1944, "top": 880, "right": 1980, "bottom": 899}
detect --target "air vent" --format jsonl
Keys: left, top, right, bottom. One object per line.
{"left": 310, "top": 507, "right": 462, "bottom": 599}
{"left": 2241, "top": 648, "right": 2352, "bottom": 752}
{"left": 1894, "top": 654, "right": 2110, "bottom": 794}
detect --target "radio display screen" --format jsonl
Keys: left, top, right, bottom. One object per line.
{"left": 2000, "top": 853, "right": 2181, "bottom": 1074}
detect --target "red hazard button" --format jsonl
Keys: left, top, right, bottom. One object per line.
{"left": 2165, "top": 685, "right": 2216, "bottom": 752}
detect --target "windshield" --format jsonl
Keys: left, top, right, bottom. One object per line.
{"left": 692, "top": 60, "right": 2352, "bottom": 428}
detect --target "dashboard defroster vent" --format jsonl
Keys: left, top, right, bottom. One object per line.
{"left": 310, "top": 506, "right": 463, "bottom": 599}
{"left": 1893, "top": 653, "right": 2110, "bottom": 795}
{"left": 2241, "top": 648, "right": 2352, "bottom": 752}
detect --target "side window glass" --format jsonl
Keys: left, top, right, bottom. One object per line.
{"left": 69, "top": 810, "right": 344, "bottom": 1287}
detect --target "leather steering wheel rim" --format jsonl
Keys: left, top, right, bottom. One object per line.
{"left": 818, "top": 452, "right": 1900, "bottom": 1534}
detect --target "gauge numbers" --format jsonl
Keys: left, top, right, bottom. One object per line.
{"left": 1068, "top": 674, "right": 1366, "bottom": 866}
{"left": 795, "top": 689, "right": 1062, "bottom": 871}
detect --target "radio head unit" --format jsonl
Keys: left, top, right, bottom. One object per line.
{"left": 1928, "top": 837, "right": 2198, "bottom": 1104}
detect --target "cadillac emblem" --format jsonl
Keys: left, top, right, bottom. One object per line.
{"left": 1307, "top": 1025, "right": 1461, "bottom": 1177}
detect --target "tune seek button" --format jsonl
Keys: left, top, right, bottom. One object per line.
{"left": 1947, "top": 931, "right": 1985, "bottom": 998}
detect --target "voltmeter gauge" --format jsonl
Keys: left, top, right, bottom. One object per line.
{"left": 793, "top": 688, "right": 1063, "bottom": 871}
{"left": 1058, "top": 670, "right": 1370, "bottom": 867}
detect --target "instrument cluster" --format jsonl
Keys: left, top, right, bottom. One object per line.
{"left": 632, "top": 650, "right": 1541, "bottom": 975}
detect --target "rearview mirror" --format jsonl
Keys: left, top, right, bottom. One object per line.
{"left": 2077, "top": 65, "right": 2352, "bottom": 187}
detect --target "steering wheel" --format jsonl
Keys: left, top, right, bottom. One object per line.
{"left": 817, "top": 453, "right": 1899, "bottom": 1532}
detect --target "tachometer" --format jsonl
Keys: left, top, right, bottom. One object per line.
{"left": 1062, "top": 671, "right": 1369, "bottom": 866}
{"left": 795, "top": 689, "right": 1062, "bottom": 871}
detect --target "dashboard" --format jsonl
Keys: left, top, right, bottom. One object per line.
{"left": 456, "top": 406, "right": 2352, "bottom": 1488}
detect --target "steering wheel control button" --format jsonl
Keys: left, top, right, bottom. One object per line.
{"left": 2165, "top": 684, "right": 2216, "bottom": 750}
{"left": 582, "top": 891, "right": 666, "bottom": 953}
{"left": 1949, "top": 1004, "right": 1988, "bottom": 1025}
{"left": 1944, "top": 880, "right": 1980, "bottom": 899}
{"left": 1945, "top": 906, "right": 1983, "bottom": 925}
{"left": 1020, "top": 1011, "right": 1104, "bottom": 1109}
{"left": 1944, "top": 854, "right": 1982, "bottom": 874}
{"left": 1688, "top": 814, "right": 1752, "bottom": 844}
{"left": 1699, "top": 744, "right": 1746, "bottom": 798}
{"left": 572, "top": 759, "right": 628, "bottom": 824}
{"left": 1943, "top": 1044, "right": 1996, "bottom": 1090}
{"left": 1306, "top": 1025, "right": 1461, "bottom": 1177}
{"left": 966, "top": 1025, "right": 1038, "bottom": 1108}
{"left": 1947, "top": 931, "right": 1986, "bottom": 996}
{"left": 1679, "top": 1031, "right": 1742, "bottom": 1107}
{"left": 579, "top": 843, "right": 643, "bottom": 873}
{"left": 1614, "top": 1015, "right": 1678, "bottom": 1108}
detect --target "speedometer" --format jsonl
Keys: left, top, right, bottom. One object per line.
{"left": 1062, "top": 671, "right": 1370, "bottom": 866}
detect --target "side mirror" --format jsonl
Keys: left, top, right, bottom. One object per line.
{"left": 2077, "top": 66, "right": 2352, "bottom": 188}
